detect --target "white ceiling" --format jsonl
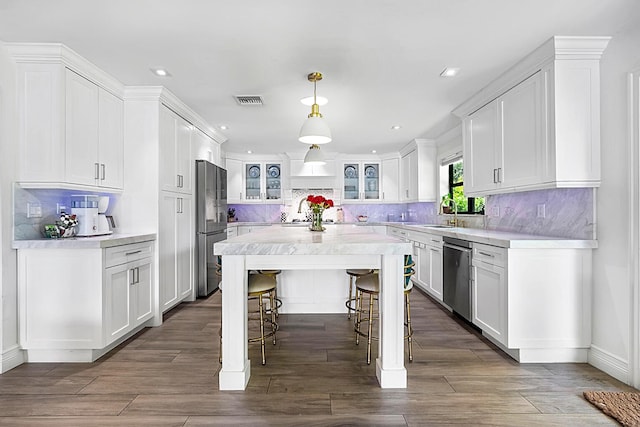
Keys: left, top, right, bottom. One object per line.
{"left": 1, "top": 0, "right": 638, "bottom": 157}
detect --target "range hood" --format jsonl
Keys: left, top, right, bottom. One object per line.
{"left": 289, "top": 175, "right": 337, "bottom": 189}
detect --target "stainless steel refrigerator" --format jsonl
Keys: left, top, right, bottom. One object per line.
{"left": 196, "top": 160, "right": 227, "bottom": 297}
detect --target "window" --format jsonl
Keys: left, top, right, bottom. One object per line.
{"left": 445, "top": 159, "right": 484, "bottom": 214}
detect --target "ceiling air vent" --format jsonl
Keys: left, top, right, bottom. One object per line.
{"left": 235, "top": 95, "right": 264, "bottom": 106}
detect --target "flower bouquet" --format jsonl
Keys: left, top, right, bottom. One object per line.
{"left": 305, "top": 195, "right": 334, "bottom": 232}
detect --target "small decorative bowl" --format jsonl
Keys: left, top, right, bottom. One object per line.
{"left": 357, "top": 216, "right": 368, "bottom": 222}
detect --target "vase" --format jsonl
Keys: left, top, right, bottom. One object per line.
{"left": 310, "top": 210, "right": 325, "bottom": 232}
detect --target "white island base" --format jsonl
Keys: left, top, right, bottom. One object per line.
{"left": 215, "top": 225, "right": 412, "bottom": 391}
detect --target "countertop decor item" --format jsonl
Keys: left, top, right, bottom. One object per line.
{"left": 52, "top": 212, "right": 78, "bottom": 238}
{"left": 303, "top": 194, "right": 334, "bottom": 232}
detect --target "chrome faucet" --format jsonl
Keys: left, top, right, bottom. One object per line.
{"left": 297, "top": 198, "right": 308, "bottom": 214}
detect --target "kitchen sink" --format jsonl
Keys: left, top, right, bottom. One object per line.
{"left": 422, "top": 224, "right": 452, "bottom": 228}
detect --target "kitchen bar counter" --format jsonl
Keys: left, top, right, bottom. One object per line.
{"left": 215, "top": 225, "right": 412, "bottom": 391}
{"left": 12, "top": 233, "right": 156, "bottom": 249}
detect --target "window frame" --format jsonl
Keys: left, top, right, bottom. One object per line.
{"left": 446, "top": 161, "right": 484, "bottom": 215}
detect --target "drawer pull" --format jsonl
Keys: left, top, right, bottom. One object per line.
{"left": 478, "top": 251, "right": 495, "bottom": 257}
{"left": 125, "top": 250, "right": 142, "bottom": 256}
{"left": 431, "top": 239, "right": 440, "bottom": 243}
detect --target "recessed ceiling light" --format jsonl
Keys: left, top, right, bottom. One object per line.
{"left": 300, "top": 96, "right": 328, "bottom": 106}
{"left": 391, "top": 125, "right": 401, "bottom": 130}
{"left": 151, "top": 67, "right": 171, "bottom": 77}
{"left": 372, "top": 150, "right": 377, "bottom": 154}
{"left": 440, "top": 67, "right": 460, "bottom": 78}
{"left": 220, "top": 125, "right": 228, "bottom": 130}
{"left": 247, "top": 150, "right": 252, "bottom": 154}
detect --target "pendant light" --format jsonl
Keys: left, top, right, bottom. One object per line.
{"left": 303, "top": 144, "right": 326, "bottom": 165}
{"left": 299, "top": 72, "right": 332, "bottom": 144}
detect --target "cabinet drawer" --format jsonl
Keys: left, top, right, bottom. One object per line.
{"left": 472, "top": 243, "right": 506, "bottom": 267}
{"left": 105, "top": 241, "right": 154, "bottom": 268}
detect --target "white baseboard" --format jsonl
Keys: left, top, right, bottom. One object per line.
{"left": 589, "top": 344, "right": 630, "bottom": 384}
{"left": 1, "top": 344, "right": 25, "bottom": 373}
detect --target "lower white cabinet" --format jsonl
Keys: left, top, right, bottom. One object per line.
{"left": 408, "top": 230, "right": 443, "bottom": 301}
{"left": 16, "top": 239, "right": 155, "bottom": 362}
{"left": 159, "top": 192, "right": 194, "bottom": 313}
{"left": 471, "top": 242, "right": 593, "bottom": 363}
{"left": 471, "top": 243, "right": 507, "bottom": 345}
{"left": 237, "top": 225, "right": 271, "bottom": 236}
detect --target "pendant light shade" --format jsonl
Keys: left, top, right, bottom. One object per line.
{"left": 299, "top": 72, "right": 331, "bottom": 144}
{"left": 299, "top": 116, "right": 332, "bottom": 144}
{"left": 303, "top": 144, "right": 326, "bottom": 165}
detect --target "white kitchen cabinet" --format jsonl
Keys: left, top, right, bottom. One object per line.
{"left": 244, "top": 163, "right": 283, "bottom": 202}
{"left": 469, "top": 241, "right": 593, "bottom": 362}
{"left": 237, "top": 225, "right": 271, "bottom": 236}
{"left": 400, "top": 140, "right": 437, "bottom": 202}
{"left": 160, "top": 105, "right": 192, "bottom": 194}
{"left": 12, "top": 52, "right": 124, "bottom": 190}
{"left": 407, "top": 230, "right": 443, "bottom": 301}
{"left": 455, "top": 37, "right": 609, "bottom": 196}
{"left": 381, "top": 157, "right": 400, "bottom": 202}
{"left": 343, "top": 162, "right": 381, "bottom": 202}
{"left": 16, "top": 239, "right": 155, "bottom": 362}
{"left": 472, "top": 243, "right": 507, "bottom": 346}
{"left": 464, "top": 72, "right": 543, "bottom": 195}
{"left": 104, "top": 244, "right": 154, "bottom": 344}
{"left": 226, "top": 158, "right": 243, "bottom": 203}
{"left": 159, "top": 192, "right": 194, "bottom": 313}
{"left": 192, "top": 127, "right": 221, "bottom": 165}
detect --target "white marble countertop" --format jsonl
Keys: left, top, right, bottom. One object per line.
{"left": 12, "top": 233, "right": 156, "bottom": 249}
{"left": 224, "top": 221, "right": 596, "bottom": 249}
{"left": 215, "top": 224, "right": 412, "bottom": 255}
{"left": 397, "top": 224, "right": 597, "bottom": 249}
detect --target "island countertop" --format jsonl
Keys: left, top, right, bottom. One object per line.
{"left": 215, "top": 224, "right": 412, "bottom": 255}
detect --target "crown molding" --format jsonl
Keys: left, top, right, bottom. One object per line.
{"left": 452, "top": 36, "right": 611, "bottom": 118}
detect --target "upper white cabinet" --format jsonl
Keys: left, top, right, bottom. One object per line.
{"left": 464, "top": 72, "right": 543, "bottom": 194}
{"left": 225, "top": 157, "right": 283, "bottom": 203}
{"left": 10, "top": 44, "right": 125, "bottom": 190}
{"left": 381, "top": 157, "right": 400, "bottom": 202}
{"left": 454, "top": 36, "right": 610, "bottom": 196}
{"left": 400, "top": 140, "right": 437, "bottom": 202}
{"left": 160, "top": 105, "right": 192, "bottom": 194}
{"left": 342, "top": 162, "right": 381, "bottom": 202}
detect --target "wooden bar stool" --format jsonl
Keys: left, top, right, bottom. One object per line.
{"left": 345, "top": 269, "right": 373, "bottom": 319}
{"left": 353, "top": 256, "right": 415, "bottom": 364}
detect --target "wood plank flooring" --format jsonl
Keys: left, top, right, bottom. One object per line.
{"left": 0, "top": 288, "right": 635, "bottom": 426}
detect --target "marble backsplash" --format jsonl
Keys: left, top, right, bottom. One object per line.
{"left": 229, "top": 188, "right": 595, "bottom": 239}
{"left": 14, "top": 186, "right": 118, "bottom": 240}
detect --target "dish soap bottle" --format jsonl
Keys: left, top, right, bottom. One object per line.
{"left": 336, "top": 207, "right": 344, "bottom": 223}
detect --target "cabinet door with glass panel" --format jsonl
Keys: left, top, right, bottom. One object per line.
{"left": 343, "top": 162, "right": 380, "bottom": 201}
{"left": 244, "top": 162, "right": 282, "bottom": 202}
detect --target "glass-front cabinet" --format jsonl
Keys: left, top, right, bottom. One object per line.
{"left": 343, "top": 162, "right": 380, "bottom": 201}
{"left": 244, "top": 162, "right": 282, "bottom": 202}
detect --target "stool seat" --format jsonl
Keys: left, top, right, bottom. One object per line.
{"left": 248, "top": 274, "right": 277, "bottom": 294}
{"left": 258, "top": 269, "right": 281, "bottom": 276}
{"left": 346, "top": 269, "right": 373, "bottom": 277}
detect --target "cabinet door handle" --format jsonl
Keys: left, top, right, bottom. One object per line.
{"left": 497, "top": 168, "right": 502, "bottom": 183}
{"left": 125, "top": 250, "right": 142, "bottom": 256}
{"left": 405, "top": 189, "right": 409, "bottom": 198}
{"left": 94, "top": 163, "right": 100, "bottom": 180}
{"left": 100, "top": 164, "right": 106, "bottom": 181}
{"left": 493, "top": 168, "right": 497, "bottom": 183}
{"left": 478, "top": 251, "right": 495, "bottom": 257}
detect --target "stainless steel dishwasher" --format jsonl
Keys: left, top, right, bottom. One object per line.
{"left": 443, "top": 237, "right": 472, "bottom": 321}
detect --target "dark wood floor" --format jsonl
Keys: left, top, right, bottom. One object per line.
{"left": 0, "top": 288, "right": 634, "bottom": 426}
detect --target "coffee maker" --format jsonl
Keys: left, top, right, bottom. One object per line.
{"left": 70, "top": 195, "right": 112, "bottom": 236}
{"left": 97, "top": 196, "right": 112, "bottom": 235}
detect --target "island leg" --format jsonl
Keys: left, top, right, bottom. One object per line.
{"left": 376, "top": 254, "right": 408, "bottom": 388}
{"left": 219, "top": 255, "right": 251, "bottom": 390}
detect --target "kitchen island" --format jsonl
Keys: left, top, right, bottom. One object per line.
{"left": 214, "top": 225, "right": 412, "bottom": 390}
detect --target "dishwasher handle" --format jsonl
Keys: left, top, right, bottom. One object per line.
{"left": 443, "top": 242, "right": 472, "bottom": 253}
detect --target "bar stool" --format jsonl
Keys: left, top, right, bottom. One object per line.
{"left": 345, "top": 269, "right": 373, "bottom": 319}
{"left": 216, "top": 259, "right": 279, "bottom": 365}
{"left": 257, "top": 270, "right": 282, "bottom": 317}
{"left": 353, "top": 255, "right": 415, "bottom": 364}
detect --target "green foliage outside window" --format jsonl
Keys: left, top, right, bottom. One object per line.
{"left": 446, "top": 160, "right": 485, "bottom": 214}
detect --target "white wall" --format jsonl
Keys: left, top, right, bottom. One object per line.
{"left": 590, "top": 23, "right": 640, "bottom": 383}
{"left": 0, "top": 42, "right": 22, "bottom": 372}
